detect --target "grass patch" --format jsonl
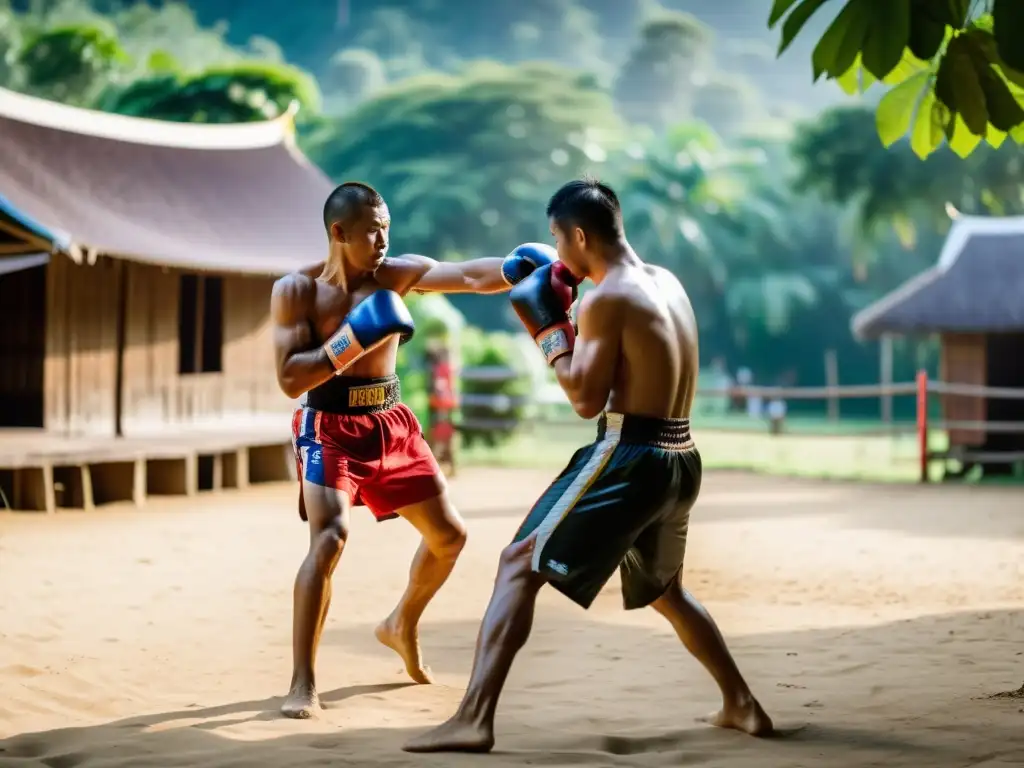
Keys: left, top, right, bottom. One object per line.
{"left": 459, "top": 417, "right": 945, "bottom": 483}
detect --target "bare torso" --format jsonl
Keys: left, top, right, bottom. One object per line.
{"left": 275, "top": 258, "right": 420, "bottom": 384}
{"left": 593, "top": 263, "right": 699, "bottom": 419}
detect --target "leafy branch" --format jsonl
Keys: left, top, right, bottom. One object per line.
{"left": 769, "top": 0, "right": 1024, "bottom": 158}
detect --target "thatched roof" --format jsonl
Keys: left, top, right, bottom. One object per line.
{"left": 851, "top": 215, "right": 1024, "bottom": 339}
{"left": 0, "top": 87, "right": 333, "bottom": 276}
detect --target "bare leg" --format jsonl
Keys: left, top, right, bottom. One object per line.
{"left": 403, "top": 536, "right": 544, "bottom": 753}
{"left": 281, "top": 484, "right": 350, "bottom": 719}
{"left": 651, "top": 575, "right": 773, "bottom": 736}
{"left": 375, "top": 491, "right": 467, "bottom": 684}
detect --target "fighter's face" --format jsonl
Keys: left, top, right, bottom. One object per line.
{"left": 338, "top": 203, "right": 390, "bottom": 272}
{"left": 550, "top": 218, "right": 587, "bottom": 279}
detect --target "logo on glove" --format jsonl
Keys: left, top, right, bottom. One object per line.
{"left": 328, "top": 333, "right": 352, "bottom": 357}
{"left": 539, "top": 328, "right": 571, "bottom": 361}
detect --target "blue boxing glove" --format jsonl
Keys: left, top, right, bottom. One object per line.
{"left": 501, "top": 242, "right": 557, "bottom": 286}
{"left": 509, "top": 262, "right": 580, "bottom": 365}
{"left": 322, "top": 290, "right": 415, "bottom": 372}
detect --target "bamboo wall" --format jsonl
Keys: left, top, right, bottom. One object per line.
{"left": 44, "top": 255, "right": 120, "bottom": 435}
{"left": 42, "top": 255, "right": 288, "bottom": 437}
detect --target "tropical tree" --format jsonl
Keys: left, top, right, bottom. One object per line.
{"left": 792, "top": 105, "right": 1024, "bottom": 233}
{"left": 306, "top": 60, "right": 623, "bottom": 262}
{"left": 16, "top": 23, "right": 129, "bottom": 105}
{"left": 100, "top": 60, "right": 321, "bottom": 123}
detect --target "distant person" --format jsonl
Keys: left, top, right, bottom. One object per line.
{"left": 271, "top": 181, "right": 558, "bottom": 718}
{"left": 404, "top": 178, "right": 772, "bottom": 753}
{"left": 426, "top": 341, "right": 458, "bottom": 475}
{"left": 734, "top": 366, "right": 753, "bottom": 413}
{"left": 767, "top": 398, "right": 787, "bottom": 435}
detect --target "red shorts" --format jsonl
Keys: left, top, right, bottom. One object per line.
{"left": 291, "top": 402, "right": 444, "bottom": 522}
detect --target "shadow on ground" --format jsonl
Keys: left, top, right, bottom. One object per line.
{"left": 4, "top": 607, "right": 1022, "bottom": 768}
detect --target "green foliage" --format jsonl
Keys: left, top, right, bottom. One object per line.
{"left": 769, "top": 0, "right": 1024, "bottom": 158}
{"left": 99, "top": 59, "right": 320, "bottom": 123}
{"left": 305, "top": 61, "right": 623, "bottom": 259}
{"left": 0, "top": 0, "right": 974, "bottom": 418}
{"left": 792, "top": 105, "right": 1024, "bottom": 231}
{"left": 17, "top": 24, "right": 129, "bottom": 105}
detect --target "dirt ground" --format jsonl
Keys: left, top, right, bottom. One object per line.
{"left": 1, "top": 468, "right": 1023, "bottom": 768}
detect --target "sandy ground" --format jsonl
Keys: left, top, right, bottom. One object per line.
{"left": 1, "top": 468, "right": 1023, "bottom": 767}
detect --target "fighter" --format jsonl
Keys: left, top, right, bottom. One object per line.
{"left": 272, "top": 181, "right": 557, "bottom": 718}
{"left": 404, "top": 178, "right": 773, "bottom": 752}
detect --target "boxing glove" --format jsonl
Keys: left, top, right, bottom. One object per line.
{"left": 509, "top": 262, "right": 580, "bottom": 365}
{"left": 501, "top": 242, "right": 557, "bottom": 286}
{"left": 323, "top": 290, "right": 415, "bottom": 372}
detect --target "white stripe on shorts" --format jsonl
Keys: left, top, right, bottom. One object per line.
{"left": 530, "top": 414, "right": 623, "bottom": 572}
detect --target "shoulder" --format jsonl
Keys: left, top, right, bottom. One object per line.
{"left": 577, "top": 284, "right": 634, "bottom": 329}
{"left": 376, "top": 254, "right": 436, "bottom": 294}
{"left": 273, "top": 271, "right": 316, "bottom": 301}
{"left": 271, "top": 271, "right": 316, "bottom": 320}
{"left": 580, "top": 282, "right": 638, "bottom": 314}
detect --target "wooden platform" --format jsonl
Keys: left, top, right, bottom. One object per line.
{"left": 0, "top": 427, "right": 295, "bottom": 513}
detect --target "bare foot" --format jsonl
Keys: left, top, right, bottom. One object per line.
{"left": 281, "top": 683, "right": 320, "bottom": 719}
{"left": 403, "top": 717, "right": 495, "bottom": 753}
{"left": 375, "top": 617, "right": 433, "bottom": 684}
{"left": 699, "top": 696, "right": 774, "bottom": 736}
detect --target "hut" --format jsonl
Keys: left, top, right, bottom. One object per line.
{"left": 851, "top": 214, "right": 1024, "bottom": 471}
{"left": 0, "top": 87, "right": 333, "bottom": 510}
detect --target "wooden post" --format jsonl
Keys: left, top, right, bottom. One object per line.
{"left": 114, "top": 260, "right": 128, "bottom": 437}
{"left": 132, "top": 457, "right": 146, "bottom": 508}
{"left": 825, "top": 349, "right": 839, "bottom": 421}
{"left": 880, "top": 334, "right": 893, "bottom": 424}
{"left": 917, "top": 369, "right": 929, "bottom": 483}
{"left": 193, "top": 275, "right": 205, "bottom": 375}
{"left": 41, "top": 463, "right": 55, "bottom": 514}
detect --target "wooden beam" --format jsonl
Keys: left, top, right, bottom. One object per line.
{"left": 0, "top": 218, "right": 53, "bottom": 252}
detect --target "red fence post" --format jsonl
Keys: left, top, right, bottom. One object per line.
{"left": 916, "top": 369, "right": 929, "bottom": 483}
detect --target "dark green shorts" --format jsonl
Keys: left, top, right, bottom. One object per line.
{"left": 514, "top": 412, "right": 701, "bottom": 610}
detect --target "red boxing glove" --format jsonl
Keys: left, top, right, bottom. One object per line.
{"left": 508, "top": 261, "right": 580, "bottom": 365}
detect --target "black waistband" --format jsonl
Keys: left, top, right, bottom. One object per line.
{"left": 597, "top": 412, "right": 693, "bottom": 449}
{"left": 306, "top": 375, "right": 401, "bottom": 415}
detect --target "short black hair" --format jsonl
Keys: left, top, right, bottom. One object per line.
{"left": 323, "top": 181, "right": 384, "bottom": 234}
{"left": 546, "top": 177, "right": 623, "bottom": 244}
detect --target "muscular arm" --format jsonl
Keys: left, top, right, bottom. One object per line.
{"left": 390, "top": 254, "right": 509, "bottom": 295}
{"left": 271, "top": 274, "right": 335, "bottom": 399}
{"left": 552, "top": 292, "right": 624, "bottom": 420}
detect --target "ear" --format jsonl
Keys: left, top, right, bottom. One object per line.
{"left": 573, "top": 226, "right": 587, "bottom": 250}
{"left": 330, "top": 221, "right": 346, "bottom": 243}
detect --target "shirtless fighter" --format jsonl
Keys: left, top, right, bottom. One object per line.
{"left": 272, "top": 181, "right": 557, "bottom": 718}
{"left": 404, "top": 178, "right": 773, "bottom": 752}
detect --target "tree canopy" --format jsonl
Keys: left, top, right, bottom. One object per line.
{"left": 3, "top": 0, "right": 1010, "bottom": 404}
{"left": 306, "top": 61, "right": 622, "bottom": 261}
